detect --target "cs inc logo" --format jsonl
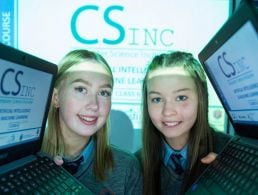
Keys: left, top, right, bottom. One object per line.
{"left": 71, "top": 5, "right": 174, "bottom": 47}
{"left": 0, "top": 68, "right": 36, "bottom": 97}
{"left": 71, "top": 5, "right": 124, "bottom": 45}
{"left": 217, "top": 51, "right": 236, "bottom": 78}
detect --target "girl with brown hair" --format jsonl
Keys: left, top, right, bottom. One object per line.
{"left": 139, "top": 51, "right": 230, "bottom": 194}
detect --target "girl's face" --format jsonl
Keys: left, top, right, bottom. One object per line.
{"left": 53, "top": 61, "right": 112, "bottom": 140}
{"left": 147, "top": 66, "right": 198, "bottom": 149}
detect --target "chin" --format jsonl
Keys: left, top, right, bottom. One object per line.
{"left": 163, "top": 131, "right": 183, "bottom": 139}
{"left": 78, "top": 130, "right": 96, "bottom": 137}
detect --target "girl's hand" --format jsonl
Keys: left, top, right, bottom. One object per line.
{"left": 53, "top": 155, "right": 64, "bottom": 166}
{"left": 201, "top": 152, "right": 217, "bottom": 164}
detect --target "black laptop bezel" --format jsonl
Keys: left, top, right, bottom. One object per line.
{"left": 198, "top": 1, "right": 258, "bottom": 139}
{"left": 0, "top": 43, "right": 57, "bottom": 165}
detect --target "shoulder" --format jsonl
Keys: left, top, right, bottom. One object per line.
{"left": 134, "top": 148, "right": 141, "bottom": 160}
{"left": 109, "top": 145, "right": 142, "bottom": 178}
{"left": 212, "top": 129, "right": 232, "bottom": 141}
{"left": 110, "top": 145, "right": 140, "bottom": 166}
{"left": 212, "top": 130, "right": 232, "bottom": 152}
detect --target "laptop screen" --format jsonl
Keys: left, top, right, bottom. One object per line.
{"left": 203, "top": 20, "right": 258, "bottom": 126}
{"left": 0, "top": 44, "right": 57, "bottom": 165}
{"left": 0, "top": 58, "right": 53, "bottom": 149}
{"left": 198, "top": 1, "right": 258, "bottom": 138}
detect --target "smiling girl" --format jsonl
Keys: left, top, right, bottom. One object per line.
{"left": 41, "top": 49, "right": 142, "bottom": 194}
{"left": 139, "top": 51, "right": 230, "bottom": 195}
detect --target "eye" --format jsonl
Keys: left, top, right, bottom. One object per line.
{"left": 176, "top": 95, "right": 187, "bottom": 101}
{"left": 151, "top": 97, "right": 162, "bottom": 103}
{"left": 74, "top": 86, "right": 87, "bottom": 94}
{"left": 98, "top": 89, "right": 112, "bottom": 97}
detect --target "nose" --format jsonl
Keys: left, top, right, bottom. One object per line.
{"left": 162, "top": 101, "right": 177, "bottom": 116}
{"left": 85, "top": 94, "right": 98, "bottom": 111}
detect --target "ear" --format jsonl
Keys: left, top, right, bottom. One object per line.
{"left": 52, "top": 88, "right": 60, "bottom": 108}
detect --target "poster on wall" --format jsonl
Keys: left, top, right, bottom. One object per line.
{"left": 1, "top": 0, "right": 230, "bottom": 152}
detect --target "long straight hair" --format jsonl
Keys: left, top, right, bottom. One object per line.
{"left": 41, "top": 49, "right": 114, "bottom": 181}
{"left": 141, "top": 51, "right": 214, "bottom": 194}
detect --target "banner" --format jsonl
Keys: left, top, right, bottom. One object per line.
{"left": 1, "top": 0, "right": 230, "bottom": 151}
{"left": 0, "top": 0, "right": 16, "bottom": 47}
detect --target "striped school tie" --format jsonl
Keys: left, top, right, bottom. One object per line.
{"left": 62, "top": 156, "right": 84, "bottom": 175}
{"left": 170, "top": 153, "right": 184, "bottom": 175}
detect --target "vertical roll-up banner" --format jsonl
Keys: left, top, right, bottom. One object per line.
{"left": 0, "top": 0, "right": 17, "bottom": 47}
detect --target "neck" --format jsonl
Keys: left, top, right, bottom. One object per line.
{"left": 61, "top": 130, "right": 90, "bottom": 159}
{"left": 65, "top": 137, "right": 90, "bottom": 159}
{"left": 166, "top": 132, "right": 189, "bottom": 151}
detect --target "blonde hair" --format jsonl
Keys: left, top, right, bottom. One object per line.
{"left": 41, "top": 49, "right": 114, "bottom": 180}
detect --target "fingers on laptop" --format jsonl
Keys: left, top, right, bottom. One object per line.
{"left": 201, "top": 152, "right": 217, "bottom": 164}
{"left": 54, "top": 155, "right": 64, "bottom": 166}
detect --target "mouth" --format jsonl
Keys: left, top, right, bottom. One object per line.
{"left": 78, "top": 114, "right": 98, "bottom": 125}
{"left": 163, "top": 121, "right": 181, "bottom": 127}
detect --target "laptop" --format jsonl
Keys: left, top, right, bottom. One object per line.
{"left": 0, "top": 43, "right": 93, "bottom": 194}
{"left": 186, "top": 1, "right": 258, "bottom": 194}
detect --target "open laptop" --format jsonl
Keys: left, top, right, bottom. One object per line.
{"left": 0, "top": 43, "right": 93, "bottom": 194}
{"left": 186, "top": 1, "right": 258, "bottom": 194}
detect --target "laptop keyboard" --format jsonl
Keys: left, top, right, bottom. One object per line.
{"left": 0, "top": 156, "right": 89, "bottom": 194}
{"left": 190, "top": 140, "right": 258, "bottom": 195}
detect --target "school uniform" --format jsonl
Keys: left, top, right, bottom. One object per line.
{"left": 135, "top": 130, "right": 231, "bottom": 195}
{"left": 160, "top": 130, "right": 231, "bottom": 195}
{"left": 64, "top": 139, "right": 143, "bottom": 195}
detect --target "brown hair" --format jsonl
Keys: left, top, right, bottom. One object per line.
{"left": 141, "top": 51, "right": 214, "bottom": 194}
{"left": 41, "top": 49, "right": 114, "bottom": 181}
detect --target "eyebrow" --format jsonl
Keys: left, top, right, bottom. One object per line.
{"left": 71, "top": 78, "right": 112, "bottom": 88}
{"left": 174, "top": 88, "right": 192, "bottom": 93}
{"left": 148, "top": 88, "right": 191, "bottom": 95}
